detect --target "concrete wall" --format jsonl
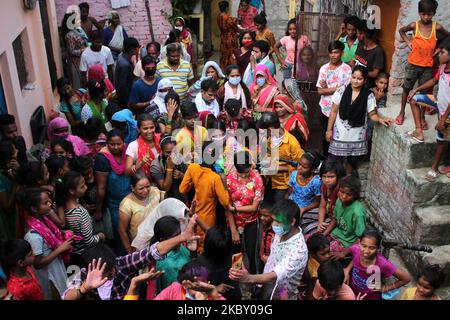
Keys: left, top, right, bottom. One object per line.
{"left": 390, "top": 0, "right": 450, "bottom": 94}
{"left": 0, "top": 0, "right": 61, "bottom": 145}
{"left": 55, "top": 0, "right": 173, "bottom": 45}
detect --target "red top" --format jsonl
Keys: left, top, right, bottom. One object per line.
{"left": 238, "top": 6, "right": 258, "bottom": 32}
{"left": 7, "top": 267, "right": 44, "bottom": 300}
{"left": 260, "top": 227, "right": 275, "bottom": 259}
{"left": 320, "top": 184, "right": 339, "bottom": 217}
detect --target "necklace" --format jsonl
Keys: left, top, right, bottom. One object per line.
{"left": 296, "top": 174, "right": 314, "bottom": 186}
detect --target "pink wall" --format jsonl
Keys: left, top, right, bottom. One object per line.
{"left": 55, "top": 0, "right": 173, "bottom": 45}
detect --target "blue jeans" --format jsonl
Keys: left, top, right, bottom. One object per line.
{"left": 283, "top": 63, "right": 293, "bottom": 79}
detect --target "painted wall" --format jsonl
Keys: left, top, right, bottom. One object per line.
{"left": 0, "top": 0, "right": 61, "bottom": 145}
{"left": 55, "top": 0, "right": 173, "bottom": 45}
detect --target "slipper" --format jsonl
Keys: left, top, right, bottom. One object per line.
{"left": 395, "top": 115, "right": 404, "bottom": 125}
{"left": 425, "top": 169, "right": 439, "bottom": 182}
{"left": 406, "top": 130, "right": 424, "bottom": 143}
{"left": 422, "top": 120, "right": 429, "bottom": 131}
{"left": 438, "top": 165, "right": 450, "bottom": 174}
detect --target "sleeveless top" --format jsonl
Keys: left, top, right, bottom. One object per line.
{"left": 408, "top": 21, "right": 437, "bottom": 67}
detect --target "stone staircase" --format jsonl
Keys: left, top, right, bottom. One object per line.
{"left": 363, "top": 95, "right": 450, "bottom": 297}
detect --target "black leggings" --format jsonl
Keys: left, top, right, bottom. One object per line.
{"left": 232, "top": 220, "right": 258, "bottom": 275}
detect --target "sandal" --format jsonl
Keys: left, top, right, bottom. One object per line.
{"left": 422, "top": 120, "right": 429, "bottom": 131}
{"left": 425, "top": 169, "right": 439, "bottom": 182}
{"left": 395, "top": 115, "right": 404, "bottom": 125}
{"left": 406, "top": 130, "right": 424, "bottom": 143}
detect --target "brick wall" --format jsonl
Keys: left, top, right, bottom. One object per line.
{"left": 390, "top": 0, "right": 450, "bottom": 94}
{"left": 55, "top": 0, "right": 173, "bottom": 46}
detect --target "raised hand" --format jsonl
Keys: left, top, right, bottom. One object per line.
{"left": 84, "top": 258, "right": 108, "bottom": 291}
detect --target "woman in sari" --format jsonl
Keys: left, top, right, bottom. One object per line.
{"left": 249, "top": 65, "right": 279, "bottom": 122}
{"left": 62, "top": 8, "right": 89, "bottom": 88}
{"left": 232, "top": 31, "right": 256, "bottom": 76}
{"left": 94, "top": 129, "right": 131, "bottom": 255}
{"left": 218, "top": 1, "right": 239, "bottom": 71}
{"left": 103, "top": 11, "right": 129, "bottom": 61}
{"left": 273, "top": 94, "right": 309, "bottom": 149}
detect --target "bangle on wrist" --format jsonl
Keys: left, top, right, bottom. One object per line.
{"left": 166, "top": 168, "right": 174, "bottom": 172}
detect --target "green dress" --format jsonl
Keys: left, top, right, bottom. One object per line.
{"left": 155, "top": 245, "right": 191, "bottom": 294}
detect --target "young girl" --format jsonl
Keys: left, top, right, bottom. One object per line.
{"left": 56, "top": 77, "right": 85, "bottom": 130}
{"left": 118, "top": 171, "right": 162, "bottom": 254}
{"left": 317, "top": 159, "right": 345, "bottom": 236}
{"left": 326, "top": 66, "right": 391, "bottom": 174}
{"left": 79, "top": 117, "right": 107, "bottom": 160}
{"left": 327, "top": 174, "right": 366, "bottom": 254}
{"left": 218, "top": 64, "right": 252, "bottom": 112}
{"left": 344, "top": 229, "right": 411, "bottom": 300}
{"left": 45, "top": 154, "right": 71, "bottom": 187}
{"left": 154, "top": 260, "right": 225, "bottom": 300}
{"left": 56, "top": 171, "right": 105, "bottom": 255}
{"left": 81, "top": 79, "right": 108, "bottom": 124}
{"left": 288, "top": 151, "right": 322, "bottom": 237}
{"left": 125, "top": 114, "right": 161, "bottom": 179}
{"left": 51, "top": 138, "right": 75, "bottom": 160}
{"left": 0, "top": 239, "right": 44, "bottom": 300}
{"left": 275, "top": 18, "right": 311, "bottom": 79}
{"left": 151, "top": 216, "right": 191, "bottom": 296}
{"left": 20, "top": 188, "right": 74, "bottom": 299}
{"left": 401, "top": 265, "right": 445, "bottom": 300}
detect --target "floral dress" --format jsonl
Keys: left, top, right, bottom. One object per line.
{"left": 226, "top": 168, "right": 264, "bottom": 233}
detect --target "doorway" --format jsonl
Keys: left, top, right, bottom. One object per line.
{"left": 39, "top": 0, "right": 58, "bottom": 88}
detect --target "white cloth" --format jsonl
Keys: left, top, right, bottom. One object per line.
{"left": 110, "top": 0, "right": 130, "bottom": 9}
{"left": 108, "top": 25, "right": 125, "bottom": 50}
{"left": 195, "top": 93, "right": 220, "bottom": 118}
{"left": 126, "top": 140, "right": 157, "bottom": 161}
{"left": 224, "top": 82, "right": 248, "bottom": 109}
{"left": 80, "top": 46, "right": 114, "bottom": 75}
{"left": 150, "top": 78, "right": 174, "bottom": 114}
{"left": 243, "top": 55, "right": 271, "bottom": 86}
{"left": 132, "top": 198, "right": 189, "bottom": 250}
{"left": 263, "top": 228, "right": 308, "bottom": 300}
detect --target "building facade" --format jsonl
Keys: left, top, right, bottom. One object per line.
{"left": 0, "top": 0, "right": 63, "bottom": 145}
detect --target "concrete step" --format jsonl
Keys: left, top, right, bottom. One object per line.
{"left": 405, "top": 168, "right": 450, "bottom": 206}
{"left": 415, "top": 206, "right": 450, "bottom": 246}
{"left": 421, "top": 245, "right": 450, "bottom": 287}
{"left": 378, "top": 95, "right": 450, "bottom": 169}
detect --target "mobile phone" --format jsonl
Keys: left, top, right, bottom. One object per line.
{"left": 232, "top": 253, "right": 243, "bottom": 270}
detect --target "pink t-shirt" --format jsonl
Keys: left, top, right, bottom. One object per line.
{"left": 280, "top": 35, "right": 311, "bottom": 65}
{"left": 313, "top": 280, "right": 356, "bottom": 300}
{"left": 348, "top": 244, "right": 397, "bottom": 300}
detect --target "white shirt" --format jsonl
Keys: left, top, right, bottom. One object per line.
{"left": 126, "top": 140, "right": 158, "bottom": 161}
{"left": 195, "top": 93, "right": 220, "bottom": 118}
{"left": 80, "top": 46, "right": 115, "bottom": 76}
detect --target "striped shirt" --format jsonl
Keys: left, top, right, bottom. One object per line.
{"left": 65, "top": 206, "right": 100, "bottom": 253}
{"left": 156, "top": 59, "right": 194, "bottom": 101}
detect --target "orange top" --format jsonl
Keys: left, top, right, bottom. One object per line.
{"left": 179, "top": 163, "right": 230, "bottom": 252}
{"left": 408, "top": 21, "right": 437, "bottom": 67}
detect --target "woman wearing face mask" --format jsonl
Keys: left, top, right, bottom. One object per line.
{"left": 129, "top": 56, "right": 161, "bottom": 117}
{"left": 229, "top": 199, "right": 308, "bottom": 300}
{"left": 249, "top": 65, "right": 279, "bottom": 122}
{"left": 232, "top": 31, "right": 256, "bottom": 76}
{"left": 218, "top": 65, "right": 252, "bottom": 113}
{"left": 173, "top": 17, "right": 193, "bottom": 59}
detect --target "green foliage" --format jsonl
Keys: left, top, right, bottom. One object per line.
{"left": 169, "top": 0, "right": 199, "bottom": 24}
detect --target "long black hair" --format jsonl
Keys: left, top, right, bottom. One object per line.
{"left": 55, "top": 171, "right": 84, "bottom": 206}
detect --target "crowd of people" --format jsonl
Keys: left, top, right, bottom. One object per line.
{"left": 0, "top": 0, "right": 448, "bottom": 301}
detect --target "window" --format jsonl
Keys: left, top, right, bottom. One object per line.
{"left": 13, "top": 33, "right": 29, "bottom": 90}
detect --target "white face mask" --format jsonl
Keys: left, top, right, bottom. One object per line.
{"left": 175, "top": 26, "right": 183, "bottom": 32}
